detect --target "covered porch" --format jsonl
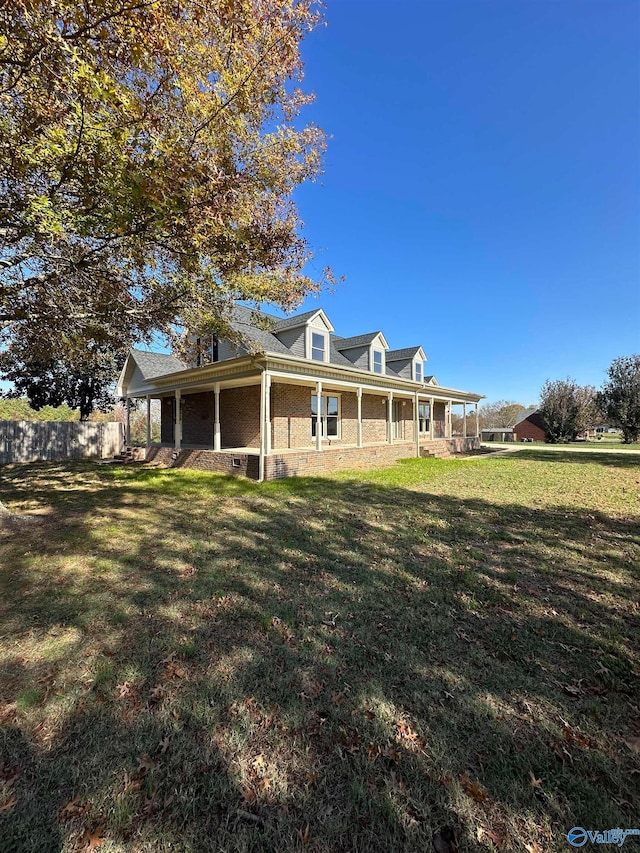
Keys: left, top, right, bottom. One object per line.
{"left": 122, "top": 358, "right": 482, "bottom": 480}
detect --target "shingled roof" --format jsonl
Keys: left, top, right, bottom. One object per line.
{"left": 132, "top": 350, "right": 187, "bottom": 379}
{"left": 333, "top": 331, "right": 384, "bottom": 350}
{"left": 386, "top": 346, "right": 422, "bottom": 361}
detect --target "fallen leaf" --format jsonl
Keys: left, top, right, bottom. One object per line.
{"left": 158, "top": 737, "right": 170, "bottom": 755}
{"left": 60, "top": 796, "right": 85, "bottom": 818}
{"left": 623, "top": 735, "right": 640, "bottom": 753}
{"left": 78, "top": 824, "right": 105, "bottom": 851}
{"left": 297, "top": 823, "right": 311, "bottom": 844}
{"left": 524, "top": 843, "right": 543, "bottom": 853}
{"left": 529, "top": 771, "right": 543, "bottom": 789}
{"left": 0, "top": 794, "right": 16, "bottom": 813}
{"left": 460, "top": 772, "right": 488, "bottom": 803}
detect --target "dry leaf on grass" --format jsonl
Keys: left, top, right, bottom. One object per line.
{"left": 529, "top": 770, "right": 543, "bottom": 789}
{"left": 459, "top": 772, "right": 489, "bottom": 803}
{"left": 623, "top": 735, "right": 640, "bottom": 753}
{"left": 0, "top": 794, "right": 16, "bottom": 813}
{"left": 297, "top": 823, "right": 311, "bottom": 844}
{"left": 78, "top": 824, "right": 105, "bottom": 851}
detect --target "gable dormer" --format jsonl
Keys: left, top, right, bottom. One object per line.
{"left": 273, "top": 309, "right": 334, "bottom": 362}
{"left": 386, "top": 346, "right": 427, "bottom": 382}
{"left": 333, "top": 331, "right": 389, "bottom": 373}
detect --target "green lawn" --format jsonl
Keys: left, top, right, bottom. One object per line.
{"left": 0, "top": 452, "right": 638, "bottom": 852}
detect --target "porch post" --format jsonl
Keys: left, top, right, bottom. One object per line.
{"left": 213, "top": 383, "right": 221, "bottom": 451}
{"left": 448, "top": 400, "right": 452, "bottom": 438}
{"left": 387, "top": 391, "right": 393, "bottom": 443}
{"left": 258, "top": 371, "right": 266, "bottom": 481}
{"left": 146, "top": 396, "right": 151, "bottom": 445}
{"left": 430, "top": 397, "right": 434, "bottom": 440}
{"left": 125, "top": 397, "right": 131, "bottom": 445}
{"left": 463, "top": 402, "right": 467, "bottom": 438}
{"left": 265, "top": 373, "right": 272, "bottom": 455}
{"left": 475, "top": 402, "right": 480, "bottom": 438}
{"left": 414, "top": 392, "right": 420, "bottom": 457}
{"left": 315, "top": 381, "right": 322, "bottom": 452}
{"left": 357, "top": 386, "right": 363, "bottom": 448}
{"left": 174, "top": 389, "right": 182, "bottom": 451}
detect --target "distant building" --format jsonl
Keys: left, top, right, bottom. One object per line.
{"left": 514, "top": 408, "right": 546, "bottom": 442}
{"left": 481, "top": 427, "right": 515, "bottom": 442}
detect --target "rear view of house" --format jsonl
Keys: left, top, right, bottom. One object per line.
{"left": 117, "top": 306, "right": 484, "bottom": 480}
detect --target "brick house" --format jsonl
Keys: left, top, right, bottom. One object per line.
{"left": 117, "top": 305, "right": 484, "bottom": 480}
{"left": 513, "top": 408, "right": 546, "bottom": 442}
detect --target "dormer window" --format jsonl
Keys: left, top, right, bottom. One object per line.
{"left": 372, "top": 350, "right": 383, "bottom": 373}
{"left": 415, "top": 361, "right": 422, "bottom": 382}
{"left": 311, "top": 331, "right": 326, "bottom": 362}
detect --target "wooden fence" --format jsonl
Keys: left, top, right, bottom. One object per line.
{"left": 0, "top": 421, "right": 123, "bottom": 464}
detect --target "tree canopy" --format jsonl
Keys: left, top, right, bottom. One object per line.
{"left": 1, "top": 0, "right": 329, "bottom": 368}
{"left": 539, "top": 379, "right": 596, "bottom": 443}
{"left": 596, "top": 354, "right": 640, "bottom": 444}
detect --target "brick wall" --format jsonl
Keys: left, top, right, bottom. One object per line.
{"left": 361, "top": 393, "right": 389, "bottom": 443}
{"left": 160, "top": 398, "right": 174, "bottom": 444}
{"left": 514, "top": 413, "right": 546, "bottom": 442}
{"left": 265, "top": 442, "right": 416, "bottom": 479}
{"left": 144, "top": 446, "right": 259, "bottom": 478}
{"left": 220, "top": 385, "right": 260, "bottom": 448}
{"left": 433, "top": 401, "right": 446, "bottom": 438}
{"left": 182, "top": 391, "right": 214, "bottom": 446}
{"left": 271, "top": 384, "right": 362, "bottom": 449}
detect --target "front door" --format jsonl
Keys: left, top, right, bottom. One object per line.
{"left": 392, "top": 400, "right": 403, "bottom": 440}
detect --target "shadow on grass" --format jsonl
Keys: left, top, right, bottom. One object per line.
{"left": 0, "top": 462, "right": 638, "bottom": 852}
{"left": 508, "top": 448, "right": 640, "bottom": 468}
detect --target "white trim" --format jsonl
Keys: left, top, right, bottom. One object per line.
{"left": 387, "top": 391, "right": 393, "bottom": 444}
{"left": 357, "top": 387, "right": 363, "bottom": 448}
{"left": 265, "top": 372, "right": 272, "bottom": 455}
{"left": 371, "top": 347, "right": 385, "bottom": 374}
{"left": 312, "top": 388, "right": 341, "bottom": 443}
{"left": 315, "top": 381, "right": 323, "bottom": 451}
{"left": 146, "top": 396, "right": 151, "bottom": 445}
{"left": 213, "top": 382, "right": 221, "bottom": 451}
{"left": 258, "top": 371, "right": 266, "bottom": 481}
{"left": 174, "top": 389, "right": 182, "bottom": 450}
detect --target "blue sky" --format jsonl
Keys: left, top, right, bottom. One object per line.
{"left": 288, "top": 0, "right": 640, "bottom": 405}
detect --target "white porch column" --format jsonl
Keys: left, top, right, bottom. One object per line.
{"left": 265, "top": 372, "right": 272, "bottom": 455}
{"left": 463, "top": 402, "right": 467, "bottom": 438}
{"left": 387, "top": 390, "right": 393, "bottom": 443}
{"left": 125, "top": 397, "right": 131, "bottom": 445}
{"left": 258, "top": 372, "right": 266, "bottom": 481}
{"left": 357, "top": 387, "right": 363, "bottom": 448}
{"left": 414, "top": 392, "right": 420, "bottom": 457}
{"left": 447, "top": 400, "right": 453, "bottom": 439}
{"left": 213, "top": 383, "right": 221, "bottom": 451}
{"left": 146, "top": 396, "right": 151, "bottom": 445}
{"left": 475, "top": 402, "right": 480, "bottom": 438}
{"left": 315, "top": 381, "right": 322, "bottom": 452}
{"left": 430, "top": 397, "right": 435, "bottom": 441}
{"left": 174, "top": 389, "right": 182, "bottom": 450}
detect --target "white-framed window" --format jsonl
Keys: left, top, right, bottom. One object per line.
{"left": 372, "top": 349, "right": 383, "bottom": 373}
{"left": 415, "top": 361, "right": 422, "bottom": 382}
{"left": 195, "top": 335, "right": 219, "bottom": 367}
{"left": 311, "top": 393, "right": 340, "bottom": 438}
{"left": 418, "top": 403, "right": 430, "bottom": 433}
{"left": 311, "top": 331, "right": 326, "bottom": 362}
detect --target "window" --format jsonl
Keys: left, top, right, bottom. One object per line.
{"left": 311, "top": 331, "right": 326, "bottom": 361}
{"left": 311, "top": 394, "right": 339, "bottom": 438}
{"left": 195, "top": 335, "right": 219, "bottom": 366}
{"left": 372, "top": 350, "right": 383, "bottom": 373}
{"left": 418, "top": 403, "right": 430, "bottom": 434}
{"left": 415, "top": 361, "right": 422, "bottom": 382}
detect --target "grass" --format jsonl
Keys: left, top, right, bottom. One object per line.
{"left": 0, "top": 452, "right": 638, "bottom": 852}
